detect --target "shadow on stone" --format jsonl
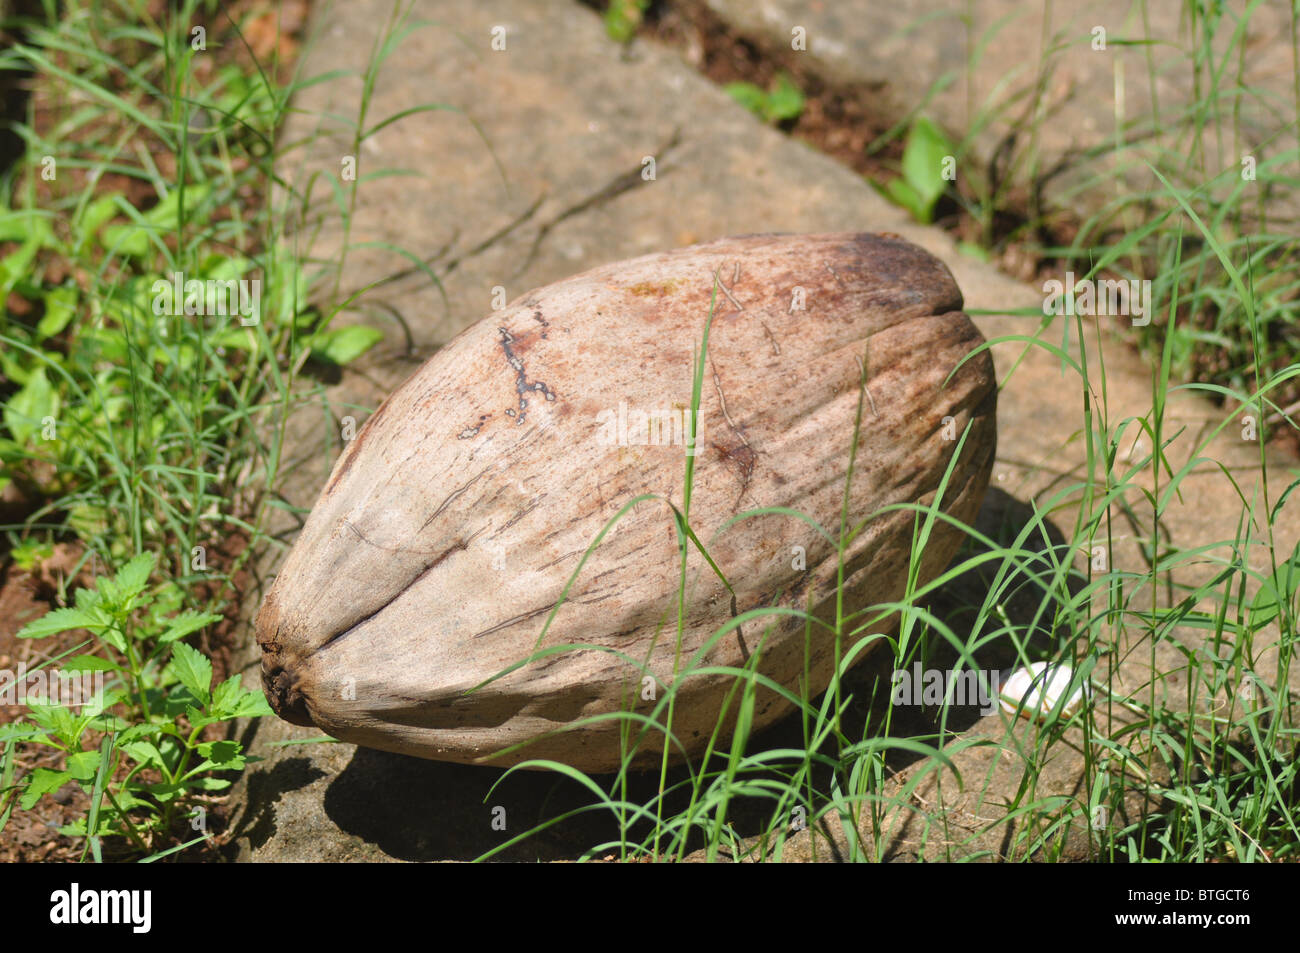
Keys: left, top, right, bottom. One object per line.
{"left": 226, "top": 757, "right": 329, "bottom": 856}
{"left": 749, "top": 487, "right": 1081, "bottom": 776}
{"left": 321, "top": 747, "right": 664, "bottom": 861}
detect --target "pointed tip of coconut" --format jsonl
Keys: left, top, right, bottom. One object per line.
{"left": 260, "top": 655, "right": 316, "bottom": 727}
{"left": 255, "top": 592, "right": 317, "bottom": 728}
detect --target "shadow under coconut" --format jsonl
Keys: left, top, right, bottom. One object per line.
{"left": 756, "top": 487, "right": 1084, "bottom": 773}
{"left": 315, "top": 487, "right": 1081, "bottom": 861}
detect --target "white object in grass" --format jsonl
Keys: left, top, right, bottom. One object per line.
{"left": 999, "top": 662, "right": 1087, "bottom": 720}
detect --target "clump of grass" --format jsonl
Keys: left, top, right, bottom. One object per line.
{"left": 936, "top": 1, "right": 1300, "bottom": 418}
{"left": 0, "top": 0, "right": 394, "bottom": 858}
{"left": 474, "top": 220, "right": 1297, "bottom": 862}
{"left": 0, "top": 0, "right": 496, "bottom": 860}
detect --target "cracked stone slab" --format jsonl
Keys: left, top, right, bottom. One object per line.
{"left": 223, "top": 0, "right": 1300, "bottom": 862}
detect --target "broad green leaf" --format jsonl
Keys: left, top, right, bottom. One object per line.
{"left": 79, "top": 327, "right": 128, "bottom": 363}
{"left": 99, "top": 223, "right": 151, "bottom": 258}
{"left": 76, "top": 193, "right": 125, "bottom": 239}
{"left": 766, "top": 73, "right": 805, "bottom": 122}
{"left": 36, "top": 286, "right": 78, "bottom": 339}
{"left": 201, "top": 254, "right": 254, "bottom": 281}
{"left": 1250, "top": 542, "right": 1300, "bottom": 631}
{"left": 885, "top": 178, "right": 924, "bottom": 221}
{"left": 0, "top": 210, "right": 45, "bottom": 242}
{"left": 724, "top": 82, "right": 768, "bottom": 118}
{"left": 0, "top": 350, "right": 34, "bottom": 387}
{"left": 3, "top": 366, "right": 57, "bottom": 446}
{"left": 271, "top": 254, "right": 310, "bottom": 326}
{"left": 604, "top": 0, "right": 648, "bottom": 43}
{"left": 143, "top": 182, "right": 213, "bottom": 231}
{"left": 900, "top": 117, "right": 953, "bottom": 216}
{"left": 0, "top": 234, "right": 44, "bottom": 292}
{"left": 144, "top": 781, "right": 184, "bottom": 803}
{"left": 310, "top": 325, "right": 384, "bottom": 365}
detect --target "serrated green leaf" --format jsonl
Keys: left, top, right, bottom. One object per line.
{"left": 60, "top": 655, "right": 121, "bottom": 673}
{"left": 10, "top": 539, "right": 53, "bottom": 573}
{"left": 156, "top": 610, "right": 222, "bottom": 645}
{"left": 187, "top": 777, "right": 231, "bottom": 791}
{"left": 81, "top": 688, "right": 126, "bottom": 721}
{"left": 20, "top": 768, "right": 71, "bottom": 810}
{"left": 111, "top": 552, "right": 156, "bottom": 605}
{"left": 15, "top": 606, "right": 105, "bottom": 640}
{"left": 123, "top": 740, "right": 167, "bottom": 772}
{"left": 195, "top": 739, "right": 241, "bottom": 762}
{"left": 65, "top": 749, "right": 103, "bottom": 781}
{"left": 167, "top": 642, "right": 212, "bottom": 706}
{"left": 0, "top": 722, "right": 44, "bottom": 744}
{"left": 25, "top": 700, "right": 78, "bottom": 742}
{"left": 232, "top": 690, "right": 274, "bottom": 719}
{"left": 188, "top": 740, "right": 245, "bottom": 774}
{"left": 73, "top": 586, "right": 102, "bottom": 612}
{"left": 68, "top": 503, "right": 111, "bottom": 540}
{"left": 208, "top": 674, "right": 243, "bottom": 718}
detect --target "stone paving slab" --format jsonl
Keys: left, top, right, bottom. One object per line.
{"left": 698, "top": 0, "right": 1300, "bottom": 227}
{"left": 222, "top": 0, "right": 1300, "bottom": 861}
